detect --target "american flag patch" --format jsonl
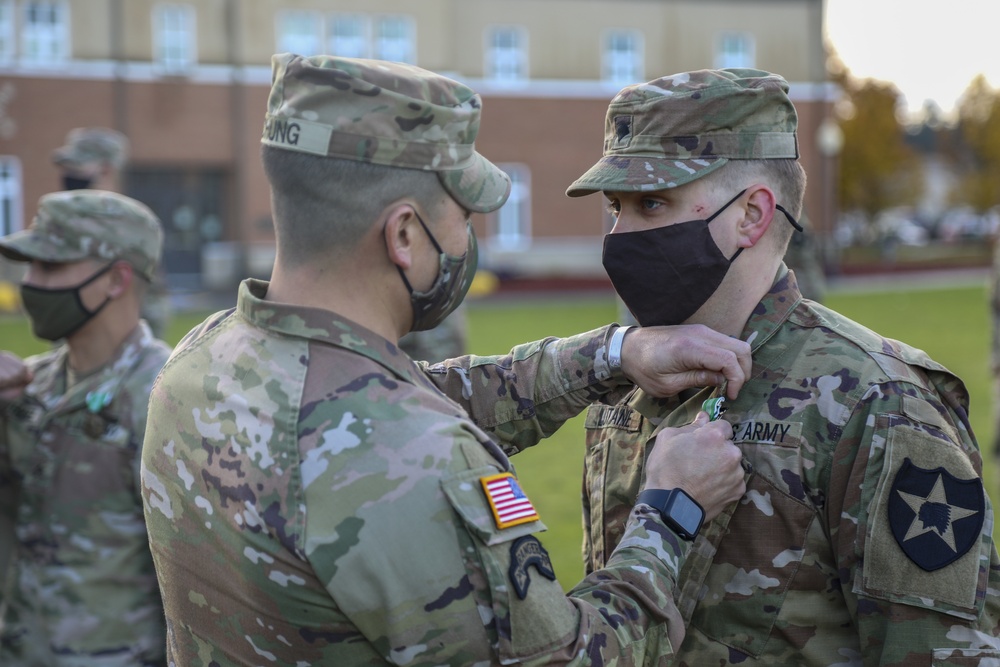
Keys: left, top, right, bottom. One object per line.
{"left": 480, "top": 472, "right": 540, "bottom": 529}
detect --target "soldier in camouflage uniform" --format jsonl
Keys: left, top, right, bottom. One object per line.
{"left": 52, "top": 127, "right": 173, "bottom": 340}
{"left": 992, "top": 237, "right": 1000, "bottom": 460}
{"left": 0, "top": 191, "right": 171, "bottom": 665}
{"left": 398, "top": 302, "right": 469, "bottom": 361}
{"left": 568, "top": 69, "right": 1000, "bottom": 665}
{"left": 140, "top": 54, "right": 758, "bottom": 665}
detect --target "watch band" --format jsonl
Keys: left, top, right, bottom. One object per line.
{"left": 608, "top": 325, "right": 634, "bottom": 371}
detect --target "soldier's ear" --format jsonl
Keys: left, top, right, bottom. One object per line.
{"left": 106, "top": 260, "right": 134, "bottom": 298}
{"left": 738, "top": 184, "right": 777, "bottom": 249}
{"left": 382, "top": 203, "right": 420, "bottom": 270}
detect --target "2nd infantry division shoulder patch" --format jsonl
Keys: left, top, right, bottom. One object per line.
{"left": 888, "top": 458, "right": 985, "bottom": 571}
{"left": 480, "top": 472, "right": 540, "bottom": 529}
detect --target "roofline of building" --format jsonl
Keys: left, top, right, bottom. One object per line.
{"left": 0, "top": 59, "right": 841, "bottom": 101}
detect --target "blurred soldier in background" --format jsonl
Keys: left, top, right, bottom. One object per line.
{"left": 398, "top": 304, "right": 468, "bottom": 360}
{"left": 782, "top": 211, "right": 827, "bottom": 302}
{"left": 52, "top": 128, "right": 172, "bottom": 340}
{"left": 0, "top": 190, "right": 170, "bottom": 666}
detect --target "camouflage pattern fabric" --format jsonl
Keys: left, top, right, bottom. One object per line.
{"left": 582, "top": 266, "right": 1000, "bottom": 665}
{"left": 52, "top": 127, "right": 129, "bottom": 171}
{"left": 262, "top": 53, "right": 510, "bottom": 214}
{"left": 141, "top": 278, "right": 695, "bottom": 665}
{"left": 0, "top": 190, "right": 164, "bottom": 282}
{"left": 566, "top": 69, "right": 798, "bottom": 197}
{"left": 398, "top": 304, "right": 468, "bottom": 362}
{"left": 0, "top": 322, "right": 171, "bottom": 666}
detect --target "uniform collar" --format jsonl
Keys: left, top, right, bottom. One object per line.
{"left": 739, "top": 263, "right": 803, "bottom": 356}
{"left": 237, "top": 279, "right": 427, "bottom": 386}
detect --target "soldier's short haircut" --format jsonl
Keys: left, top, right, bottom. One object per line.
{"left": 262, "top": 145, "right": 448, "bottom": 264}
{"left": 712, "top": 159, "right": 807, "bottom": 253}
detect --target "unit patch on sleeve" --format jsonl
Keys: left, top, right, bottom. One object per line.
{"left": 508, "top": 535, "right": 556, "bottom": 599}
{"left": 480, "top": 472, "right": 540, "bottom": 529}
{"left": 888, "top": 458, "right": 985, "bottom": 571}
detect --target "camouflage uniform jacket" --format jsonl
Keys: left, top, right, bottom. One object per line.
{"left": 583, "top": 267, "right": 1000, "bottom": 666}
{"left": 141, "top": 279, "right": 694, "bottom": 666}
{"left": 0, "top": 322, "right": 171, "bottom": 666}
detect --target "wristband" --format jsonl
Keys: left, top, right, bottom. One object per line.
{"left": 608, "top": 325, "right": 634, "bottom": 371}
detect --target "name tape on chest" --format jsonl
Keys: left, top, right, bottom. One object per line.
{"left": 480, "top": 472, "right": 540, "bottom": 529}
{"left": 585, "top": 404, "right": 642, "bottom": 432}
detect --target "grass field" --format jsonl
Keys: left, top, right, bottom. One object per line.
{"left": 1, "top": 280, "right": 996, "bottom": 590}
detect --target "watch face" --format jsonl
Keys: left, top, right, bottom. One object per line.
{"left": 670, "top": 492, "right": 704, "bottom": 536}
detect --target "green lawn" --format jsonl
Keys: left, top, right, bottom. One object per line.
{"left": 1, "top": 281, "right": 996, "bottom": 591}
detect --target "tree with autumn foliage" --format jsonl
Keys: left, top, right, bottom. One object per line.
{"left": 951, "top": 74, "right": 1000, "bottom": 212}
{"left": 830, "top": 62, "right": 924, "bottom": 218}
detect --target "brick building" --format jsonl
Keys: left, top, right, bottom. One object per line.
{"left": 0, "top": 0, "right": 837, "bottom": 289}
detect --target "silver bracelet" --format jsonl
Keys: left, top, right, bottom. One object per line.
{"left": 608, "top": 325, "right": 635, "bottom": 371}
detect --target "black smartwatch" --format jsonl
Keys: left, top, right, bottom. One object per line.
{"left": 636, "top": 488, "right": 704, "bottom": 541}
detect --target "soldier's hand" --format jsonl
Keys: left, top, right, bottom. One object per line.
{"left": 620, "top": 324, "right": 751, "bottom": 399}
{"left": 0, "top": 351, "right": 31, "bottom": 402}
{"left": 643, "top": 412, "right": 745, "bottom": 522}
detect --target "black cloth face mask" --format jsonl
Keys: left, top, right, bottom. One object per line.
{"left": 62, "top": 174, "right": 93, "bottom": 191}
{"left": 602, "top": 189, "right": 802, "bottom": 327}
{"left": 20, "top": 263, "right": 114, "bottom": 341}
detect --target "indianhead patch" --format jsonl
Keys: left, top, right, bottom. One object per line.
{"left": 480, "top": 472, "right": 540, "bottom": 529}
{"left": 508, "top": 535, "right": 556, "bottom": 600}
{"left": 888, "top": 458, "right": 985, "bottom": 571}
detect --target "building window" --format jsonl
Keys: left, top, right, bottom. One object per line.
{"left": 21, "top": 1, "right": 68, "bottom": 65}
{"left": 374, "top": 15, "right": 414, "bottom": 64}
{"left": 0, "top": 1, "right": 15, "bottom": 62}
{"left": 277, "top": 10, "right": 323, "bottom": 56}
{"left": 492, "top": 164, "right": 530, "bottom": 248}
{"left": 329, "top": 14, "right": 368, "bottom": 58}
{"left": 0, "top": 157, "right": 22, "bottom": 236}
{"left": 486, "top": 26, "right": 527, "bottom": 82}
{"left": 715, "top": 32, "right": 755, "bottom": 69}
{"left": 125, "top": 166, "right": 228, "bottom": 290}
{"left": 153, "top": 3, "right": 196, "bottom": 74}
{"left": 603, "top": 29, "right": 643, "bottom": 85}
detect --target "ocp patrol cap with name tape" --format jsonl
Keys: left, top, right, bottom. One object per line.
{"left": 262, "top": 53, "right": 511, "bottom": 214}
{"left": 567, "top": 68, "right": 799, "bottom": 196}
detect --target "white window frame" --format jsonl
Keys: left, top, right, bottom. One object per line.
{"left": 0, "top": 156, "right": 23, "bottom": 237}
{"left": 0, "top": 1, "right": 15, "bottom": 63}
{"left": 276, "top": 10, "right": 323, "bottom": 57}
{"left": 153, "top": 3, "right": 197, "bottom": 75}
{"left": 602, "top": 29, "right": 643, "bottom": 85}
{"left": 715, "top": 31, "right": 755, "bottom": 69}
{"left": 485, "top": 26, "right": 527, "bottom": 82}
{"left": 20, "top": 1, "right": 69, "bottom": 66}
{"left": 329, "top": 13, "right": 370, "bottom": 59}
{"left": 491, "top": 164, "right": 531, "bottom": 249}
{"left": 374, "top": 14, "right": 415, "bottom": 64}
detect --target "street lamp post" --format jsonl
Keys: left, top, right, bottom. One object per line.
{"left": 817, "top": 116, "right": 845, "bottom": 274}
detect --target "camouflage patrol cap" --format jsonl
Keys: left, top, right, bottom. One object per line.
{"left": 567, "top": 68, "right": 799, "bottom": 196}
{"left": 261, "top": 53, "right": 511, "bottom": 213}
{"left": 52, "top": 127, "right": 130, "bottom": 170}
{"left": 0, "top": 190, "right": 163, "bottom": 280}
